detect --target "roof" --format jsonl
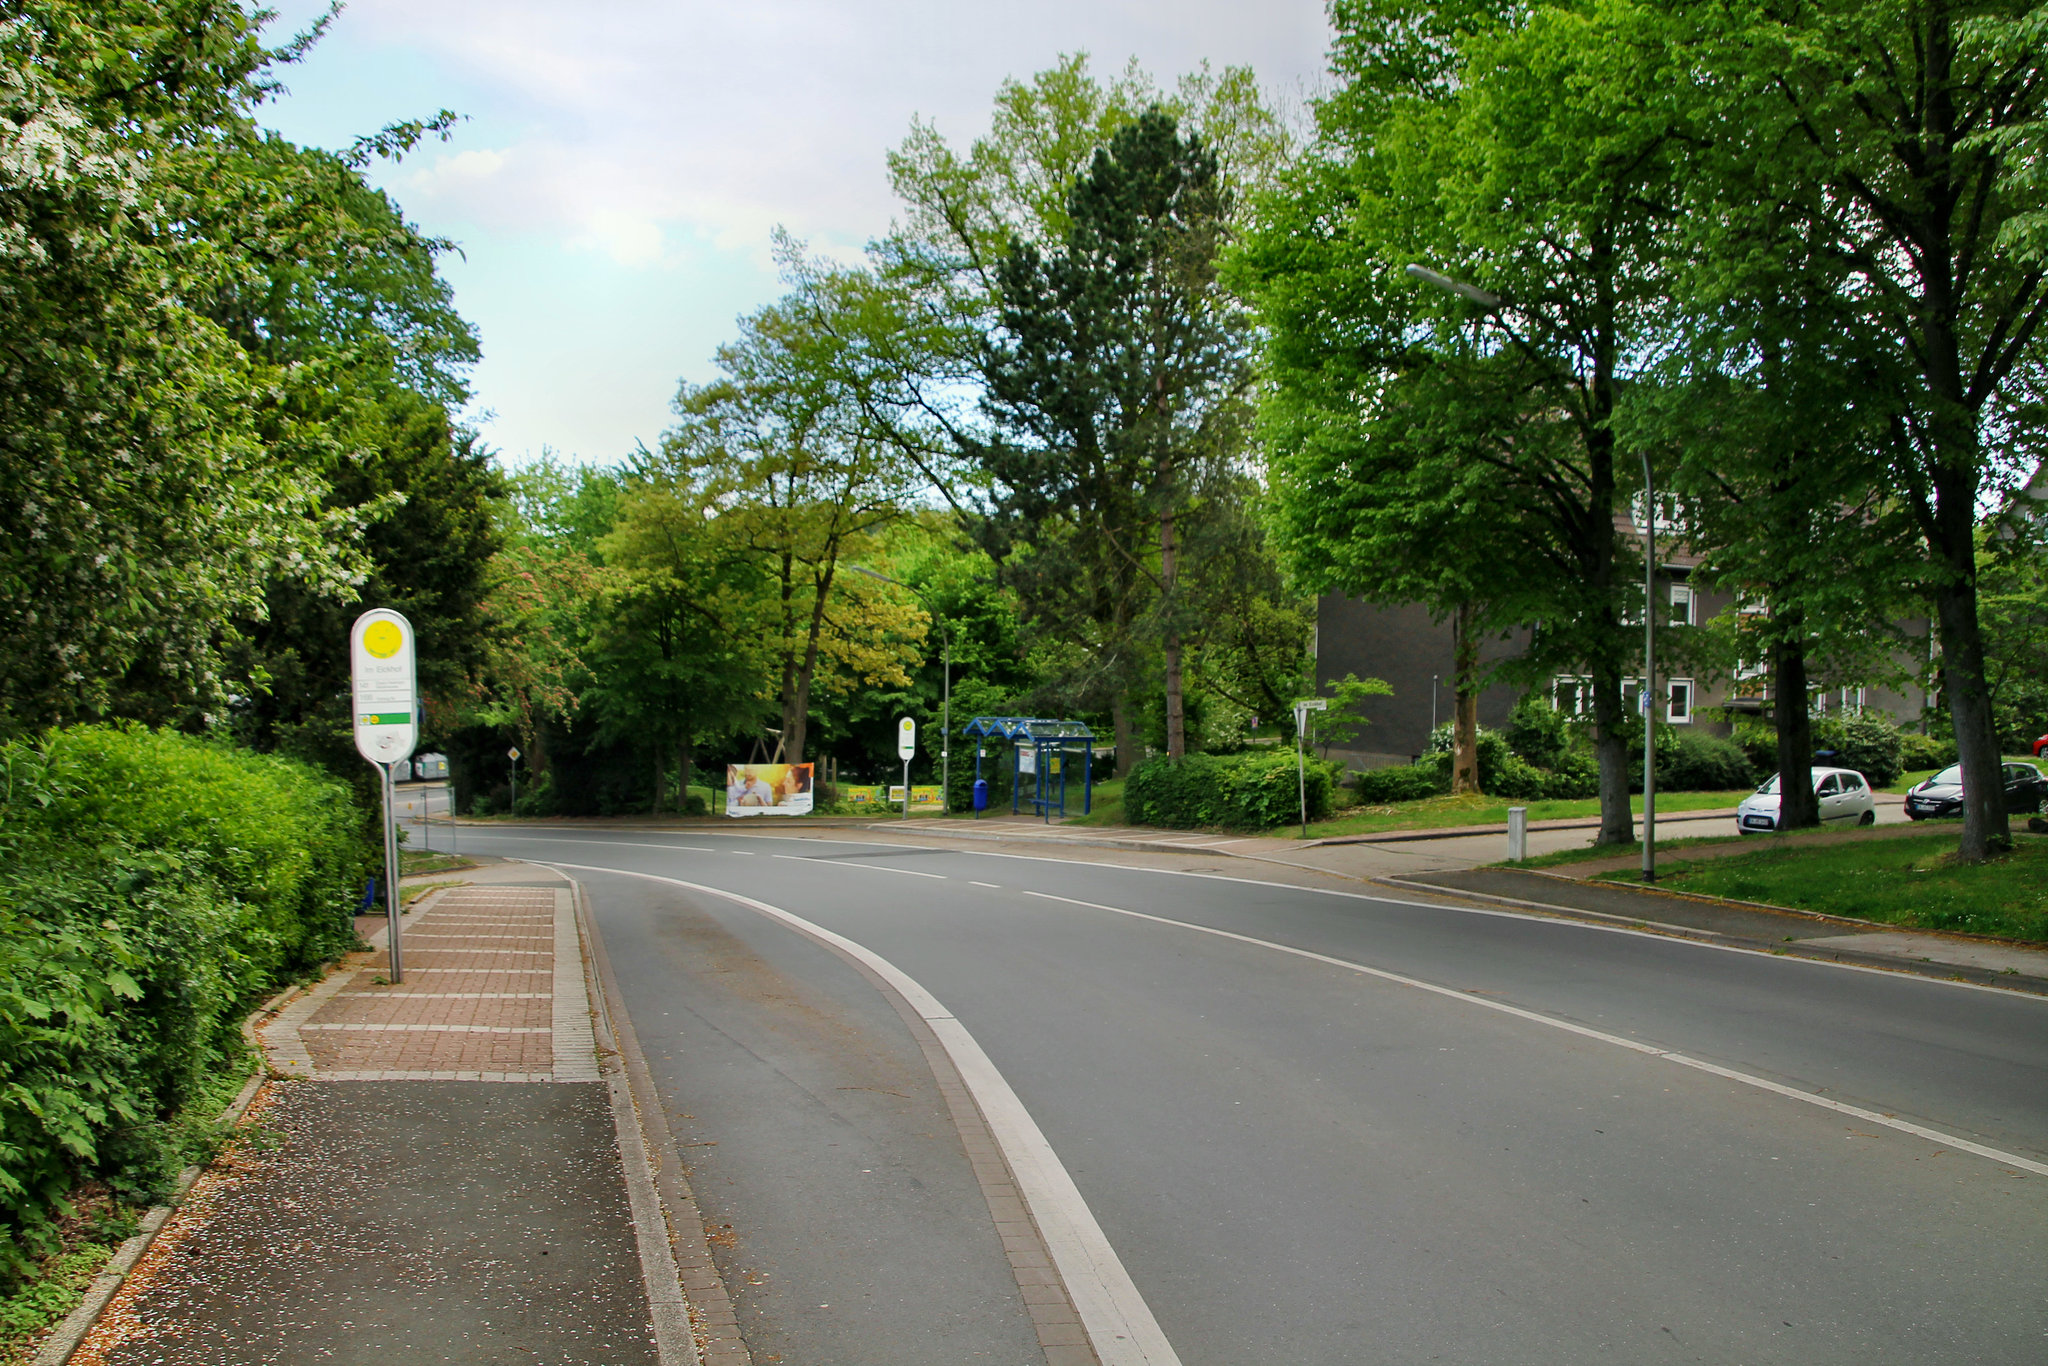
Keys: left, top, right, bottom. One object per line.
{"left": 960, "top": 716, "right": 1095, "bottom": 741}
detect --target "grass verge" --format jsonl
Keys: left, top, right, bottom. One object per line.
{"left": 1300, "top": 789, "right": 1753, "bottom": 841}
{"left": 1593, "top": 831, "right": 2048, "bottom": 942}
{"left": 399, "top": 849, "right": 476, "bottom": 877}
{"left": 0, "top": 1049, "right": 262, "bottom": 1365}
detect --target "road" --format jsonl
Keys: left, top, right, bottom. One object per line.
{"left": 462, "top": 824, "right": 2047, "bottom": 1365}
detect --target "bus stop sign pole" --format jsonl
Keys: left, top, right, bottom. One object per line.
{"left": 351, "top": 610, "right": 419, "bottom": 983}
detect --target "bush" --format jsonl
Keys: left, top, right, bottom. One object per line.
{"left": 1811, "top": 712, "right": 1907, "bottom": 789}
{"left": 1898, "top": 730, "right": 1957, "bottom": 773}
{"left": 1730, "top": 720, "right": 1779, "bottom": 776}
{"left": 1425, "top": 721, "right": 1601, "bottom": 800}
{"left": 0, "top": 725, "right": 373, "bottom": 1280}
{"left": 1124, "top": 752, "right": 1336, "bottom": 830}
{"left": 1656, "top": 731, "right": 1758, "bottom": 792}
{"left": 1351, "top": 764, "right": 1448, "bottom": 804}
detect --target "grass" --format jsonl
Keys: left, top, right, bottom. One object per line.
{"left": 1299, "top": 789, "right": 1754, "bottom": 841}
{"left": 1597, "top": 830, "right": 2048, "bottom": 942}
{"left": 1511, "top": 830, "right": 1767, "bottom": 868}
{"left": 399, "top": 849, "right": 475, "bottom": 877}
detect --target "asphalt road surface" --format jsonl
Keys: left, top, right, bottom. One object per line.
{"left": 462, "top": 825, "right": 2048, "bottom": 1365}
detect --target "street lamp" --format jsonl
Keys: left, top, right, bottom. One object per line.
{"left": 850, "top": 565, "right": 952, "bottom": 810}
{"left": 1405, "top": 263, "right": 1660, "bottom": 881}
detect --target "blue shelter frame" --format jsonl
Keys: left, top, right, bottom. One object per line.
{"left": 961, "top": 717, "right": 1095, "bottom": 820}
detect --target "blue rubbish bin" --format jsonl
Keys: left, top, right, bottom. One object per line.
{"left": 972, "top": 778, "right": 990, "bottom": 813}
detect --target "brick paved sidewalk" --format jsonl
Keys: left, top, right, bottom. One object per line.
{"left": 261, "top": 883, "right": 600, "bottom": 1081}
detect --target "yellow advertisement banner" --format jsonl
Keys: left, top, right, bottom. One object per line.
{"left": 725, "top": 764, "right": 814, "bottom": 817}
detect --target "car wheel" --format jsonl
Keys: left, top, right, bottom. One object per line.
{"left": 1859, "top": 809, "right": 1875, "bottom": 826}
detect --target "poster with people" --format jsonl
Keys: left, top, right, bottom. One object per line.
{"left": 725, "top": 763, "right": 814, "bottom": 817}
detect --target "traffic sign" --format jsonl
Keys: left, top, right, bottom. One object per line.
{"left": 508, "top": 746, "right": 521, "bottom": 760}
{"left": 897, "top": 717, "right": 917, "bottom": 761}
{"left": 351, "top": 610, "right": 418, "bottom": 767}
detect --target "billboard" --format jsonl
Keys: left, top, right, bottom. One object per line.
{"left": 845, "top": 784, "right": 944, "bottom": 812}
{"left": 726, "top": 763, "right": 814, "bottom": 817}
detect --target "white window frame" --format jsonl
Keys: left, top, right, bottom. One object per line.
{"left": 1667, "top": 677, "right": 1694, "bottom": 724}
{"left": 1552, "top": 675, "right": 1595, "bottom": 717}
{"left": 1669, "top": 583, "right": 1696, "bottom": 626}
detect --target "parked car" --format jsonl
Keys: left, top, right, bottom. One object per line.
{"left": 1902, "top": 761, "right": 2048, "bottom": 819}
{"left": 1736, "top": 766, "right": 1877, "bottom": 834}
{"left": 2034, "top": 733, "right": 2047, "bottom": 757}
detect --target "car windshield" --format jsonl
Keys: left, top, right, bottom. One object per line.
{"left": 1755, "top": 776, "right": 1779, "bottom": 795}
{"left": 1928, "top": 765, "right": 1963, "bottom": 787}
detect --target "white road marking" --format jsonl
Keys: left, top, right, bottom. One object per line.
{"left": 1016, "top": 889, "right": 2048, "bottom": 1177}
{"left": 970, "top": 881, "right": 1003, "bottom": 889}
{"left": 772, "top": 854, "right": 945, "bottom": 879}
{"left": 543, "top": 861, "right": 1181, "bottom": 1366}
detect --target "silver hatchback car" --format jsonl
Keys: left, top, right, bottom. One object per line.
{"left": 1735, "top": 766, "right": 1877, "bottom": 834}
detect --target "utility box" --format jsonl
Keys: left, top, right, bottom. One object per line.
{"left": 413, "top": 752, "right": 450, "bottom": 781}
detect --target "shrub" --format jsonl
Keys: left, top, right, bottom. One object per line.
{"left": 1811, "top": 712, "right": 1907, "bottom": 789}
{"left": 1502, "top": 696, "right": 1574, "bottom": 770}
{"left": 1898, "top": 730, "right": 1957, "bottom": 773}
{"left": 1730, "top": 720, "right": 1779, "bottom": 776}
{"left": 1124, "top": 752, "right": 1335, "bottom": 830}
{"left": 1425, "top": 722, "right": 1600, "bottom": 799}
{"left": 1656, "top": 731, "right": 1758, "bottom": 792}
{"left": 1351, "top": 764, "right": 1447, "bottom": 804}
{"left": 0, "top": 725, "right": 373, "bottom": 1280}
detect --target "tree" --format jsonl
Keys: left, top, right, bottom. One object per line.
{"left": 1240, "top": 0, "right": 1691, "bottom": 842}
{"left": 1688, "top": 0, "right": 2048, "bottom": 857}
{"left": 975, "top": 109, "right": 1253, "bottom": 764}
{"left": 656, "top": 285, "right": 929, "bottom": 764}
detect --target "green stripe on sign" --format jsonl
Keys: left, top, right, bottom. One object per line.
{"left": 357, "top": 713, "right": 411, "bottom": 725}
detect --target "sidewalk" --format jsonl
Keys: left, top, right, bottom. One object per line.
{"left": 51, "top": 863, "right": 702, "bottom": 1366}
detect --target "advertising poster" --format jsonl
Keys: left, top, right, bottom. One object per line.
{"left": 845, "top": 784, "right": 944, "bottom": 812}
{"left": 725, "top": 763, "right": 813, "bottom": 817}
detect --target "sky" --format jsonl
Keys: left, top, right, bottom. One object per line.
{"left": 253, "top": 1, "right": 1336, "bottom": 467}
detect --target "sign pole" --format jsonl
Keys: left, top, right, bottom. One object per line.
{"left": 351, "top": 609, "right": 419, "bottom": 986}
{"left": 896, "top": 717, "right": 916, "bottom": 821}
{"left": 1293, "top": 698, "right": 1327, "bottom": 840}
{"left": 381, "top": 762, "right": 405, "bottom": 981}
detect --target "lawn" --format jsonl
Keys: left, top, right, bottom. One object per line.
{"left": 1594, "top": 830, "right": 2048, "bottom": 943}
{"left": 1299, "top": 789, "right": 1754, "bottom": 841}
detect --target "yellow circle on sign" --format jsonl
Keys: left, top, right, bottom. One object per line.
{"left": 363, "top": 620, "right": 404, "bottom": 658}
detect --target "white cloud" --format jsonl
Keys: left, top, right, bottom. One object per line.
{"left": 260, "top": 0, "right": 1334, "bottom": 460}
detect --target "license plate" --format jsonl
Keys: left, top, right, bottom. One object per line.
{"left": 1742, "top": 817, "right": 1772, "bottom": 829}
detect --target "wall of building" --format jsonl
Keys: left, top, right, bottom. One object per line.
{"left": 1314, "top": 597, "right": 1526, "bottom": 769}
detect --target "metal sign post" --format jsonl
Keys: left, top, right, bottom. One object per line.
{"left": 897, "top": 718, "right": 916, "bottom": 820}
{"left": 351, "top": 610, "right": 419, "bottom": 983}
{"left": 508, "top": 746, "right": 520, "bottom": 815}
{"left": 1293, "top": 698, "right": 1328, "bottom": 838}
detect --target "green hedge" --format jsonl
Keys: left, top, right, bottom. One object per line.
{"left": 0, "top": 725, "right": 373, "bottom": 1279}
{"left": 1352, "top": 764, "right": 1447, "bottom": 804}
{"left": 1124, "top": 752, "right": 1335, "bottom": 830}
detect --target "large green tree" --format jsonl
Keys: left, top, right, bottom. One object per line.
{"left": 975, "top": 109, "right": 1252, "bottom": 763}
{"left": 1241, "top": 0, "right": 1691, "bottom": 844}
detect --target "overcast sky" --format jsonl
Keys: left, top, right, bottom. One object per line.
{"left": 254, "top": 1, "right": 1336, "bottom": 466}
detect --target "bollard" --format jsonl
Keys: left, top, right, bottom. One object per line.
{"left": 1507, "top": 805, "right": 1528, "bottom": 863}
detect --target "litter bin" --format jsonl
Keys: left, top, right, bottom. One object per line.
{"left": 972, "top": 778, "right": 990, "bottom": 814}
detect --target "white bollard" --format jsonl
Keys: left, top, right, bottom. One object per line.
{"left": 1507, "top": 805, "right": 1528, "bottom": 863}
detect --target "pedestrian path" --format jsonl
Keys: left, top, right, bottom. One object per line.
{"left": 53, "top": 872, "right": 693, "bottom": 1366}
{"left": 262, "top": 883, "right": 599, "bottom": 1081}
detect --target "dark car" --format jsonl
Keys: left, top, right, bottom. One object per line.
{"left": 1903, "top": 761, "right": 2048, "bottom": 819}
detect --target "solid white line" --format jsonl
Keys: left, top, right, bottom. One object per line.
{"left": 772, "top": 853, "right": 945, "bottom": 879}
{"left": 543, "top": 861, "right": 1181, "bottom": 1366}
{"left": 1015, "top": 889, "right": 2048, "bottom": 1177}
{"left": 970, "top": 881, "right": 1003, "bottom": 890}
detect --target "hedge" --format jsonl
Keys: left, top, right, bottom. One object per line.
{"left": 1124, "top": 752, "right": 1335, "bottom": 830}
{"left": 0, "top": 725, "right": 374, "bottom": 1280}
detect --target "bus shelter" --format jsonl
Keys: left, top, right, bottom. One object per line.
{"left": 961, "top": 717, "right": 1095, "bottom": 820}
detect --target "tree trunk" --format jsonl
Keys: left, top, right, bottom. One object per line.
{"left": 1450, "top": 602, "right": 1481, "bottom": 795}
{"left": 1113, "top": 691, "right": 1136, "bottom": 778}
{"left": 1160, "top": 507, "right": 1185, "bottom": 760}
{"left": 652, "top": 737, "right": 665, "bottom": 815}
{"left": 1933, "top": 570, "right": 2011, "bottom": 858}
{"left": 677, "top": 734, "right": 694, "bottom": 815}
{"left": 1771, "top": 619, "right": 1819, "bottom": 831}
{"left": 1589, "top": 659, "right": 1635, "bottom": 846}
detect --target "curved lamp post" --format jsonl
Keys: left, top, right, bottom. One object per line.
{"left": 1405, "top": 263, "right": 1659, "bottom": 882}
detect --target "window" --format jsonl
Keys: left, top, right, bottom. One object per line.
{"left": 1843, "top": 774, "right": 1865, "bottom": 791}
{"left": 1839, "top": 686, "right": 1866, "bottom": 714}
{"left": 1552, "top": 675, "right": 1595, "bottom": 717}
{"left": 1817, "top": 774, "right": 1841, "bottom": 796}
{"left": 1670, "top": 584, "right": 1696, "bottom": 626}
{"left": 1667, "top": 678, "right": 1694, "bottom": 724}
